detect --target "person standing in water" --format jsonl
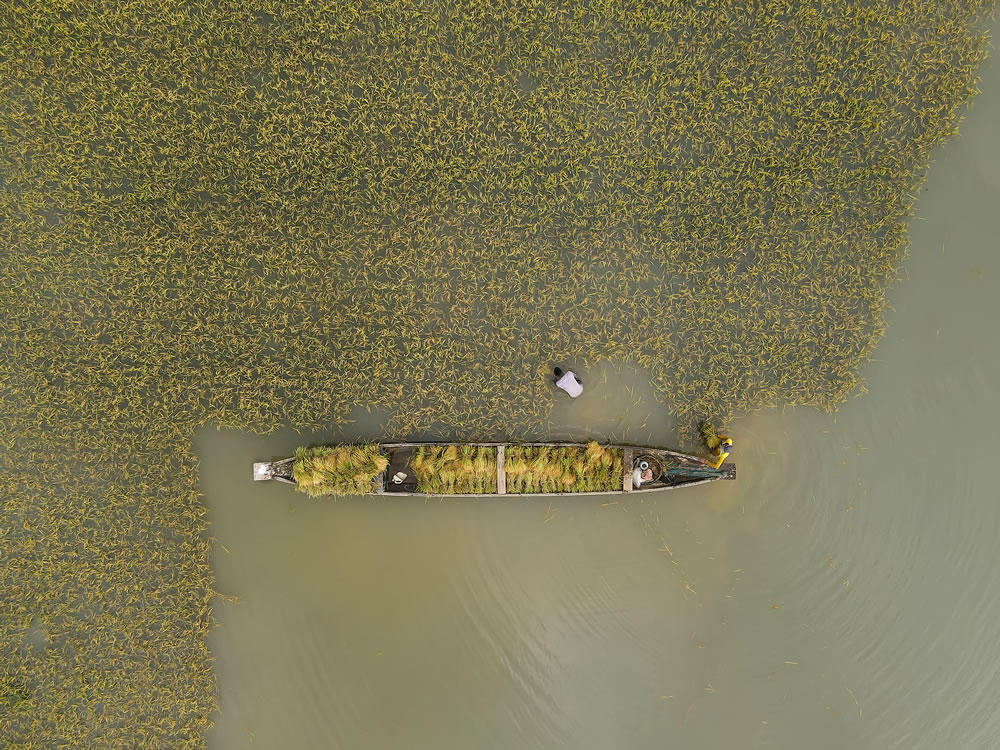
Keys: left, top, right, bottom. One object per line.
{"left": 552, "top": 366, "right": 583, "bottom": 398}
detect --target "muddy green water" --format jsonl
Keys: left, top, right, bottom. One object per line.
{"left": 196, "top": 33, "right": 1000, "bottom": 750}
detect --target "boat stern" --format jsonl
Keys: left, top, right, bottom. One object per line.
{"left": 253, "top": 462, "right": 274, "bottom": 481}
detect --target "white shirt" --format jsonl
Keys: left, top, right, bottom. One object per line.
{"left": 632, "top": 467, "right": 645, "bottom": 488}
{"left": 555, "top": 370, "right": 583, "bottom": 398}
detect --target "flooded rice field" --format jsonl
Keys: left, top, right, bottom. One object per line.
{"left": 2, "top": 2, "right": 997, "bottom": 747}
{"left": 201, "top": 38, "right": 1000, "bottom": 747}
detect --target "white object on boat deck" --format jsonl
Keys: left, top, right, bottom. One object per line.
{"left": 555, "top": 371, "right": 583, "bottom": 397}
{"left": 253, "top": 462, "right": 272, "bottom": 480}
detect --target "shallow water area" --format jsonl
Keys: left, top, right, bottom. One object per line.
{"left": 200, "top": 21, "right": 1000, "bottom": 749}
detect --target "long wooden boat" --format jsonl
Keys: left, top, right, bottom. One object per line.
{"left": 253, "top": 441, "right": 735, "bottom": 497}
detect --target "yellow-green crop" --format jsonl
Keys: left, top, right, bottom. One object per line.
{"left": 0, "top": 0, "right": 992, "bottom": 745}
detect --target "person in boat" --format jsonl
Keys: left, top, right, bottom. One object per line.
{"left": 552, "top": 366, "right": 583, "bottom": 398}
{"left": 632, "top": 460, "right": 654, "bottom": 488}
{"left": 707, "top": 436, "right": 733, "bottom": 469}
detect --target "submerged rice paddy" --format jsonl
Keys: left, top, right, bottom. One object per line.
{"left": 0, "top": 0, "right": 993, "bottom": 746}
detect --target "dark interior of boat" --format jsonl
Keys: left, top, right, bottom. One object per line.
{"left": 383, "top": 446, "right": 418, "bottom": 492}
